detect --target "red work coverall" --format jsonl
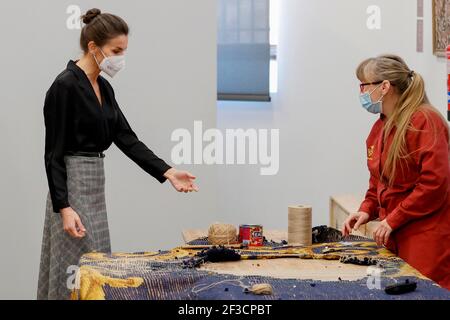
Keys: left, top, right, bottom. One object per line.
{"left": 359, "top": 108, "right": 450, "bottom": 289}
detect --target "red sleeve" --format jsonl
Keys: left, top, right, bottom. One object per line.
{"left": 386, "top": 110, "right": 450, "bottom": 230}
{"left": 358, "top": 172, "right": 380, "bottom": 221}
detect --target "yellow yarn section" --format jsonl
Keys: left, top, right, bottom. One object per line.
{"left": 74, "top": 266, "right": 144, "bottom": 300}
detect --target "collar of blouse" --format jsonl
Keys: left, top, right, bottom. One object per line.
{"left": 67, "top": 59, "right": 108, "bottom": 108}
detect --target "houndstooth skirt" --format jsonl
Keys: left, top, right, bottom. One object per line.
{"left": 37, "top": 155, "right": 111, "bottom": 300}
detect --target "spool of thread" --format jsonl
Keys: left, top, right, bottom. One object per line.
{"left": 208, "top": 223, "right": 237, "bottom": 245}
{"left": 288, "top": 205, "right": 312, "bottom": 246}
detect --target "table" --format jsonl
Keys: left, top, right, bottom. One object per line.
{"left": 72, "top": 229, "right": 450, "bottom": 300}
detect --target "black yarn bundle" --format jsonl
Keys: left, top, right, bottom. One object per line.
{"left": 312, "top": 225, "right": 369, "bottom": 243}
{"left": 183, "top": 246, "right": 241, "bottom": 268}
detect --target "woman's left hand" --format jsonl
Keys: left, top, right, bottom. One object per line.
{"left": 373, "top": 219, "right": 393, "bottom": 247}
{"left": 164, "top": 168, "right": 199, "bottom": 193}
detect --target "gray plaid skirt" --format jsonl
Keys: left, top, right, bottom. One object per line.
{"left": 37, "top": 155, "right": 111, "bottom": 300}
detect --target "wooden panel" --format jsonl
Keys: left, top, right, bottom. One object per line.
{"left": 182, "top": 229, "right": 208, "bottom": 243}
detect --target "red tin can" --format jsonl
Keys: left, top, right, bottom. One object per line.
{"left": 239, "top": 224, "right": 264, "bottom": 246}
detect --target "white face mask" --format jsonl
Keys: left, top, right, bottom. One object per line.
{"left": 92, "top": 48, "right": 125, "bottom": 78}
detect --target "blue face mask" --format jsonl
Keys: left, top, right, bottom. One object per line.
{"left": 360, "top": 84, "right": 384, "bottom": 114}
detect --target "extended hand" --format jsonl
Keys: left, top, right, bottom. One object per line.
{"left": 164, "top": 168, "right": 199, "bottom": 193}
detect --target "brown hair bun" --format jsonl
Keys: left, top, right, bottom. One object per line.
{"left": 81, "top": 8, "right": 101, "bottom": 24}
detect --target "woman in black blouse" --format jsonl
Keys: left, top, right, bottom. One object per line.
{"left": 38, "top": 8, "right": 198, "bottom": 300}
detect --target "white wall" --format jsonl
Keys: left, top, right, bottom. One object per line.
{"left": 0, "top": 0, "right": 217, "bottom": 299}
{"left": 217, "top": 0, "right": 447, "bottom": 229}
{"left": 0, "top": 0, "right": 446, "bottom": 300}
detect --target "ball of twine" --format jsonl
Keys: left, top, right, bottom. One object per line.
{"left": 208, "top": 223, "right": 237, "bottom": 245}
{"left": 249, "top": 283, "right": 273, "bottom": 295}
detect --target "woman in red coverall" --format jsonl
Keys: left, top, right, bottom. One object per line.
{"left": 342, "top": 54, "right": 450, "bottom": 290}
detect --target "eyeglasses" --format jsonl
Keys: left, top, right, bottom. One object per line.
{"left": 359, "top": 80, "right": 395, "bottom": 93}
{"left": 359, "top": 81, "right": 383, "bottom": 93}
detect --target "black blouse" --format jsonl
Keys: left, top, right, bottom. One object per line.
{"left": 44, "top": 60, "right": 172, "bottom": 213}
